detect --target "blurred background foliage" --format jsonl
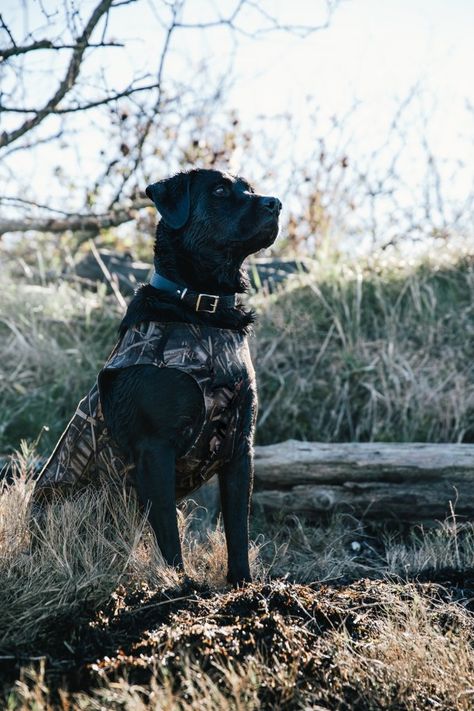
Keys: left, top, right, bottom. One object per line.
{"left": 2, "top": 243, "right": 474, "bottom": 454}
{"left": 1, "top": 0, "right": 473, "bottom": 453}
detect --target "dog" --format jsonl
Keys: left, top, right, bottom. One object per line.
{"left": 33, "top": 168, "right": 281, "bottom": 587}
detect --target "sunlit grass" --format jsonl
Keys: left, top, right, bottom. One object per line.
{"left": 2, "top": 240, "right": 474, "bottom": 709}
{"left": 252, "top": 243, "right": 474, "bottom": 444}
{"left": 2, "top": 449, "right": 474, "bottom": 710}
{"left": 2, "top": 242, "right": 474, "bottom": 454}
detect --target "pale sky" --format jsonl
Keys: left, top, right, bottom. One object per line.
{"left": 1, "top": 0, "right": 473, "bottom": 243}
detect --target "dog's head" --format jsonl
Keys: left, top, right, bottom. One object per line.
{"left": 146, "top": 169, "right": 282, "bottom": 259}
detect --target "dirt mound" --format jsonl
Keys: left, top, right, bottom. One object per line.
{"left": 3, "top": 576, "right": 474, "bottom": 709}
{"left": 85, "top": 577, "right": 466, "bottom": 691}
{"left": 82, "top": 579, "right": 372, "bottom": 706}
{"left": 89, "top": 581, "right": 347, "bottom": 678}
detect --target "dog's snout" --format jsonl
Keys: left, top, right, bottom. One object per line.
{"left": 261, "top": 196, "right": 282, "bottom": 214}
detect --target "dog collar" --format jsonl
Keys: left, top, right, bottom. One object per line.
{"left": 150, "top": 271, "right": 239, "bottom": 313}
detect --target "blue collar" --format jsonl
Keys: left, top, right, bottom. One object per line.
{"left": 150, "top": 271, "right": 238, "bottom": 312}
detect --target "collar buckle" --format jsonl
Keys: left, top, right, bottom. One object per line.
{"left": 195, "top": 293, "right": 219, "bottom": 313}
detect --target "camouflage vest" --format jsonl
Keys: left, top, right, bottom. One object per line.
{"left": 33, "top": 321, "right": 256, "bottom": 504}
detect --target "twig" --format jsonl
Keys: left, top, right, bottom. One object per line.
{"left": 0, "top": 0, "right": 115, "bottom": 149}
{"left": 88, "top": 239, "right": 127, "bottom": 311}
{"left": 0, "top": 40, "right": 122, "bottom": 60}
{"left": 0, "top": 81, "right": 160, "bottom": 114}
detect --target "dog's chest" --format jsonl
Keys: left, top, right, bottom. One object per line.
{"left": 101, "top": 321, "right": 256, "bottom": 495}
{"left": 33, "top": 321, "right": 256, "bottom": 502}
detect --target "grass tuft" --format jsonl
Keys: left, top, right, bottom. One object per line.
{"left": 2, "top": 456, "right": 474, "bottom": 709}
{"left": 252, "top": 246, "right": 474, "bottom": 444}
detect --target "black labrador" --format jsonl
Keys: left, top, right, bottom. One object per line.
{"left": 100, "top": 168, "right": 281, "bottom": 586}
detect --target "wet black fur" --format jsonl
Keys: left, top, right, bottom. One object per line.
{"left": 120, "top": 168, "right": 280, "bottom": 336}
{"left": 119, "top": 284, "right": 255, "bottom": 337}
{"left": 101, "top": 168, "right": 281, "bottom": 586}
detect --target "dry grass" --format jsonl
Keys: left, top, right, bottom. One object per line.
{"left": 2, "top": 243, "right": 474, "bottom": 454}
{"left": 0, "top": 446, "right": 262, "bottom": 655}
{"left": 1, "top": 449, "right": 474, "bottom": 709}
{"left": 318, "top": 586, "right": 474, "bottom": 710}
{"left": 0, "top": 276, "right": 120, "bottom": 454}
{"left": 252, "top": 244, "right": 474, "bottom": 444}
{"left": 2, "top": 242, "right": 474, "bottom": 707}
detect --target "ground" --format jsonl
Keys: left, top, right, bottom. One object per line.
{"left": 1, "top": 465, "right": 474, "bottom": 710}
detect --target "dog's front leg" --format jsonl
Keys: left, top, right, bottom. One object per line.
{"left": 133, "top": 437, "right": 183, "bottom": 571}
{"left": 218, "top": 448, "right": 253, "bottom": 587}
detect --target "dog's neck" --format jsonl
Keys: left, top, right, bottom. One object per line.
{"left": 153, "top": 225, "right": 249, "bottom": 296}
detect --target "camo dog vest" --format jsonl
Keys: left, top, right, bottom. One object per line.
{"left": 33, "top": 321, "right": 256, "bottom": 503}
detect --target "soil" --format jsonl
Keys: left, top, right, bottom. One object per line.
{"left": 3, "top": 570, "right": 473, "bottom": 707}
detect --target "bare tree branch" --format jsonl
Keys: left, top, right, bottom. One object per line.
{"left": 173, "top": 0, "right": 336, "bottom": 38}
{"left": 245, "top": 0, "right": 337, "bottom": 37}
{"left": 0, "top": 40, "right": 122, "bottom": 61}
{"left": 2, "top": 196, "right": 92, "bottom": 216}
{"left": 0, "top": 130, "right": 67, "bottom": 159}
{"left": 0, "top": 0, "right": 115, "bottom": 149}
{"left": 0, "top": 12, "right": 16, "bottom": 48}
{"left": 0, "top": 0, "right": 341, "bottom": 240}
{"left": 106, "top": 0, "right": 180, "bottom": 208}
{"left": 0, "top": 199, "right": 150, "bottom": 237}
{"left": 0, "top": 81, "right": 160, "bottom": 114}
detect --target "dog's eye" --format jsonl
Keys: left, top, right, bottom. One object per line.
{"left": 213, "top": 184, "right": 230, "bottom": 196}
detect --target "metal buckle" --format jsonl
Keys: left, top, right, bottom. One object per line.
{"left": 195, "top": 293, "right": 219, "bottom": 313}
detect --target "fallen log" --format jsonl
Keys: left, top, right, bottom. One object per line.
{"left": 252, "top": 440, "right": 474, "bottom": 523}
{"left": 3, "top": 440, "right": 474, "bottom": 523}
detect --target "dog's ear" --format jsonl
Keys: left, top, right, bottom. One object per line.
{"left": 145, "top": 172, "right": 191, "bottom": 230}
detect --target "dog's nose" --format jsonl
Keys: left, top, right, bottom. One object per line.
{"left": 261, "top": 196, "right": 282, "bottom": 214}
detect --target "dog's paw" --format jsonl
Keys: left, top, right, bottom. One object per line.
{"left": 226, "top": 570, "right": 252, "bottom": 589}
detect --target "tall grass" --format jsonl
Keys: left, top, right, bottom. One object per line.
{"left": 2, "top": 241, "right": 474, "bottom": 709}
{"left": 0, "top": 279, "right": 119, "bottom": 453}
{"left": 0, "top": 446, "right": 263, "bottom": 655}
{"left": 253, "top": 245, "right": 474, "bottom": 444}
{"left": 1, "top": 243, "right": 474, "bottom": 453}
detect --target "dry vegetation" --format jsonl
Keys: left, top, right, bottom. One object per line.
{"left": 1, "top": 451, "right": 474, "bottom": 710}
{"left": 2, "top": 242, "right": 474, "bottom": 454}
{"left": 2, "top": 245, "right": 474, "bottom": 708}
{"left": 1, "top": 2, "right": 473, "bottom": 706}
{"left": 253, "top": 243, "right": 474, "bottom": 444}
